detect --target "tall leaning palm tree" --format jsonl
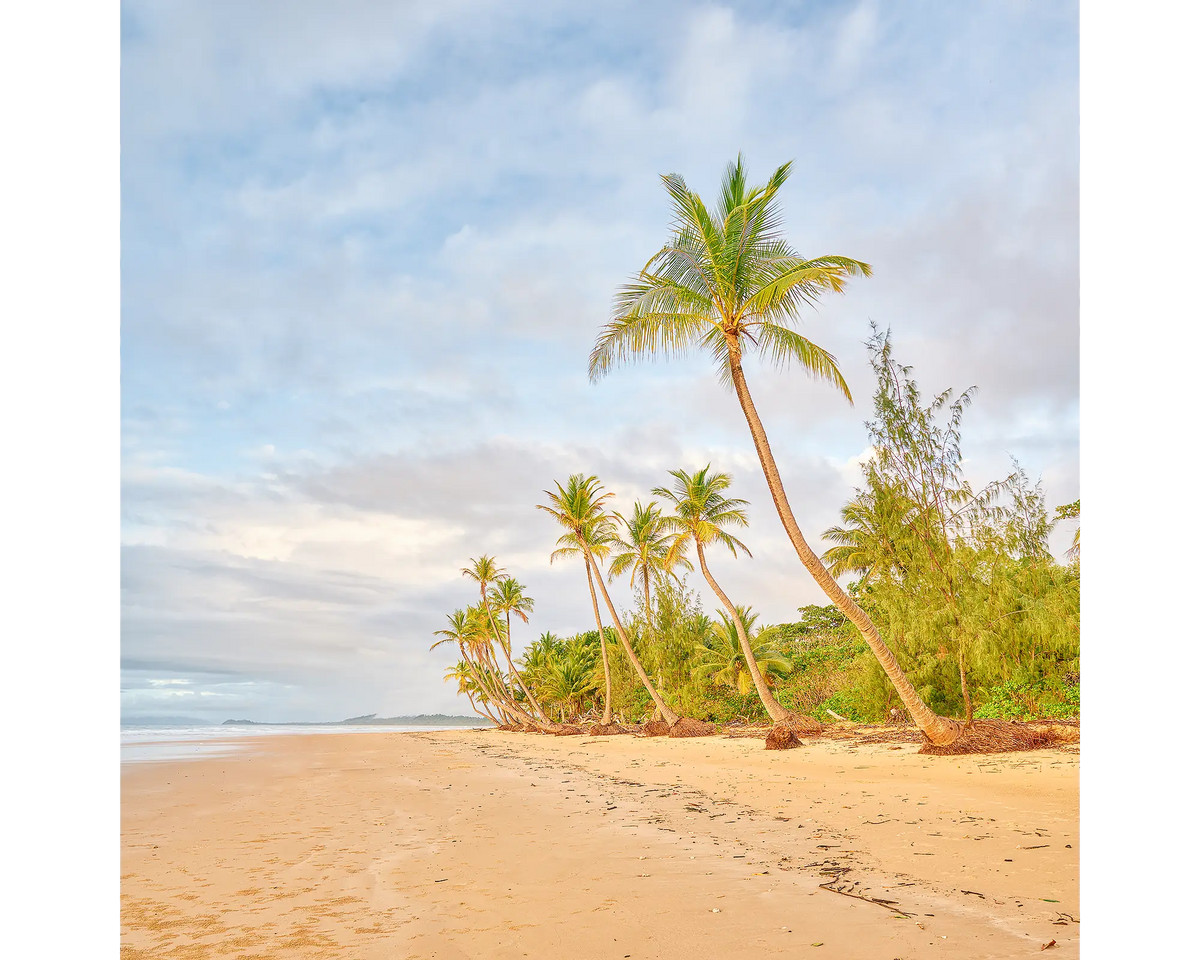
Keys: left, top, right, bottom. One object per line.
{"left": 654, "top": 465, "right": 792, "bottom": 723}
{"left": 538, "top": 474, "right": 681, "bottom": 727}
{"left": 590, "top": 155, "right": 961, "bottom": 744}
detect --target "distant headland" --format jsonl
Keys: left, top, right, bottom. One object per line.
{"left": 220, "top": 713, "right": 482, "bottom": 726}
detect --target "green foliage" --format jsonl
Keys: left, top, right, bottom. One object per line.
{"left": 814, "top": 330, "right": 1079, "bottom": 722}
{"left": 691, "top": 607, "right": 792, "bottom": 695}
{"left": 973, "top": 676, "right": 1080, "bottom": 722}
{"left": 776, "top": 604, "right": 853, "bottom": 648}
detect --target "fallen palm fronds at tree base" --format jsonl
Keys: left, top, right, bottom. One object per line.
{"left": 765, "top": 724, "right": 804, "bottom": 749}
{"left": 916, "top": 719, "right": 1079, "bottom": 755}
{"left": 667, "top": 717, "right": 716, "bottom": 737}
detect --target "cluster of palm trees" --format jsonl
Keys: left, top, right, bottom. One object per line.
{"left": 437, "top": 466, "right": 798, "bottom": 732}
{"left": 432, "top": 557, "right": 547, "bottom": 726}
{"left": 436, "top": 155, "right": 987, "bottom": 746}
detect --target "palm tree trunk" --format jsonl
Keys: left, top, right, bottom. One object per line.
{"left": 466, "top": 691, "right": 498, "bottom": 725}
{"left": 500, "top": 609, "right": 550, "bottom": 723}
{"left": 643, "top": 569, "right": 663, "bottom": 723}
{"left": 474, "top": 644, "right": 535, "bottom": 725}
{"left": 727, "top": 351, "right": 961, "bottom": 745}
{"left": 585, "top": 550, "right": 680, "bottom": 725}
{"left": 584, "top": 561, "right": 614, "bottom": 724}
{"left": 694, "top": 542, "right": 790, "bottom": 724}
{"left": 458, "top": 644, "right": 506, "bottom": 723}
{"left": 480, "top": 591, "right": 546, "bottom": 724}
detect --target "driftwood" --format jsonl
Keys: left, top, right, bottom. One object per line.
{"left": 818, "top": 880, "right": 912, "bottom": 917}
{"left": 826, "top": 708, "right": 849, "bottom": 722}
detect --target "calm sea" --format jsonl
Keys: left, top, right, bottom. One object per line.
{"left": 120, "top": 723, "right": 489, "bottom": 764}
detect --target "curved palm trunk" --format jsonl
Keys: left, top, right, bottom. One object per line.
{"left": 584, "top": 561, "right": 614, "bottom": 724}
{"left": 481, "top": 591, "right": 548, "bottom": 724}
{"left": 466, "top": 690, "right": 499, "bottom": 725}
{"left": 695, "top": 542, "right": 790, "bottom": 724}
{"left": 643, "top": 568, "right": 663, "bottom": 723}
{"left": 727, "top": 351, "right": 961, "bottom": 745}
{"left": 500, "top": 608, "right": 550, "bottom": 723}
{"left": 457, "top": 643, "right": 504, "bottom": 723}
{"left": 585, "top": 549, "right": 680, "bottom": 726}
{"left": 473, "top": 643, "right": 536, "bottom": 725}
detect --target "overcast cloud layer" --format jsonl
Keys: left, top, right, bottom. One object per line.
{"left": 121, "top": 0, "right": 1079, "bottom": 722}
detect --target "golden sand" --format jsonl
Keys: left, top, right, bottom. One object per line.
{"left": 121, "top": 729, "right": 1078, "bottom": 958}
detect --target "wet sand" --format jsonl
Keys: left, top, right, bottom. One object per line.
{"left": 121, "top": 729, "right": 1078, "bottom": 958}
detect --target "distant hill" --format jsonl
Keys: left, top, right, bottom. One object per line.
{"left": 221, "top": 713, "right": 483, "bottom": 726}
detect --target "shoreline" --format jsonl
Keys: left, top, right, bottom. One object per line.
{"left": 122, "top": 729, "right": 1078, "bottom": 958}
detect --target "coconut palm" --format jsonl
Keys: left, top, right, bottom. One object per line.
{"left": 537, "top": 476, "right": 616, "bottom": 723}
{"left": 654, "top": 464, "right": 795, "bottom": 722}
{"left": 542, "top": 651, "right": 601, "bottom": 722}
{"left": 462, "top": 556, "right": 546, "bottom": 724}
{"left": 590, "top": 155, "right": 961, "bottom": 744}
{"left": 692, "top": 606, "right": 792, "bottom": 696}
{"left": 538, "top": 474, "right": 680, "bottom": 726}
{"left": 609, "top": 499, "right": 692, "bottom": 719}
{"left": 821, "top": 481, "right": 914, "bottom": 584}
{"left": 487, "top": 575, "right": 549, "bottom": 722}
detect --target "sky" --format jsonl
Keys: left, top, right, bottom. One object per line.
{"left": 120, "top": 0, "right": 1079, "bottom": 722}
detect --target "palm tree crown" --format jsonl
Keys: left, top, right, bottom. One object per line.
{"left": 652, "top": 465, "right": 752, "bottom": 563}
{"left": 589, "top": 154, "right": 867, "bottom": 395}
{"left": 609, "top": 499, "right": 693, "bottom": 594}
{"left": 692, "top": 606, "right": 792, "bottom": 696}
{"left": 538, "top": 475, "right": 616, "bottom": 563}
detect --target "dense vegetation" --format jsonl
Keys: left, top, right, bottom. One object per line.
{"left": 437, "top": 332, "right": 1079, "bottom": 729}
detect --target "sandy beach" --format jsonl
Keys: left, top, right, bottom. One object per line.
{"left": 121, "top": 729, "right": 1078, "bottom": 959}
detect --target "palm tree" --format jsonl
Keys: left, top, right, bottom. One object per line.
{"left": 488, "top": 575, "right": 549, "bottom": 722}
{"left": 692, "top": 606, "right": 792, "bottom": 696}
{"left": 538, "top": 474, "right": 680, "bottom": 726}
{"left": 590, "top": 155, "right": 961, "bottom": 744}
{"left": 821, "top": 481, "right": 913, "bottom": 584}
{"left": 654, "top": 464, "right": 793, "bottom": 723}
{"left": 462, "top": 556, "right": 546, "bottom": 724}
{"left": 609, "top": 499, "right": 692, "bottom": 718}
{"left": 537, "top": 476, "right": 617, "bottom": 724}
{"left": 543, "top": 652, "right": 601, "bottom": 722}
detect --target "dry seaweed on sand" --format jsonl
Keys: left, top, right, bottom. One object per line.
{"left": 721, "top": 723, "right": 773, "bottom": 739}
{"left": 640, "top": 720, "right": 671, "bottom": 737}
